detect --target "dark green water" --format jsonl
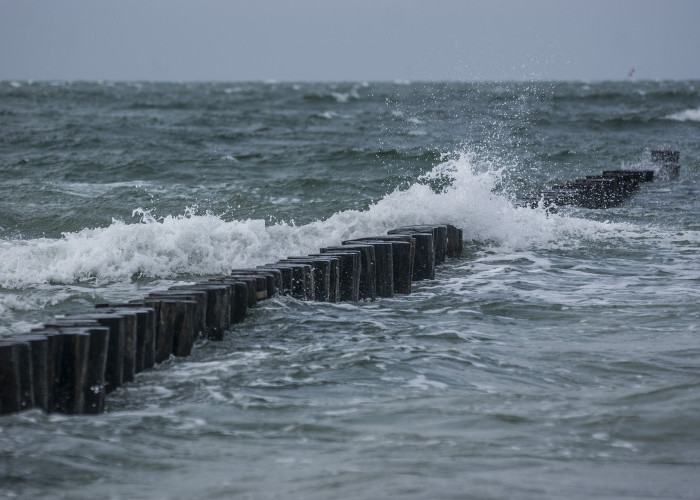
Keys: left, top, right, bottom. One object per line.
{"left": 1, "top": 80, "right": 699, "bottom": 498}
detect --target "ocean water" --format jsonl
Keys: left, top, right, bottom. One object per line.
{"left": 1, "top": 80, "right": 699, "bottom": 499}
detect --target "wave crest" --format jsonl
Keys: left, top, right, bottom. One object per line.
{"left": 0, "top": 151, "right": 622, "bottom": 287}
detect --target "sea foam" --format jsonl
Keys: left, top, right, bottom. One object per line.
{"left": 0, "top": 152, "right": 623, "bottom": 288}
{"left": 665, "top": 107, "right": 700, "bottom": 122}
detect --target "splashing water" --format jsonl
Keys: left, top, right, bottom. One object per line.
{"left": 0, "top": 151, "right": 630, "bottom": 288}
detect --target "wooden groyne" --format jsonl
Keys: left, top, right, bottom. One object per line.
{"left": 1, "top": 224, "right": 463, "bottom": 416}
{"left": 517, "top": 150, "right": 679, "bottom": 210}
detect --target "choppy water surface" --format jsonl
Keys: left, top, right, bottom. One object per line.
{"left": 1, "top": 80, "right": 699, "bottom": 499}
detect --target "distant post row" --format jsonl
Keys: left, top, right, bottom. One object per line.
{"left": 517, "top": 150, "right": 679, "bottom": 210}
{"left": 0, "top": 224, "right": 463, "bottom": 416}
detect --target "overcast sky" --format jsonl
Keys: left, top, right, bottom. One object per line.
{"left": 1, "top": 0, "right": 699, "bottom": 82}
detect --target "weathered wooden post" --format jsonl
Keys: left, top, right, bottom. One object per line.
{"left": 99, "top": 304, "right": 157, "bottom": 371}
{"left": 81, "top": 326, "right": 110, "bottom": 414}
{"left": 272, "top": 262, "right": 313, "bottom": 300}
{"left": 320, "top": 247, "right": 367, "bottom": 300}
{"left": 148, "top": 298, "right": 197, "bottom": 358}
{"left": 342, "top": 240, "right": 394, "bottom": 298}
{"left": 269, "top": 263, "right": 310, "bottom": 300}
{"left": 0, "top": 341, "right": 32, "bottom": 414}
{"left": 230, "top": 269, "right": 278, "bottom": 298}
{"left": 145, "top": 291, "right": 205, "bottom": 353}
{"left": 329, "top": 243, "right": 376, "bottom": 300}
{"left": 170, "top": 284, "right": 230, "bottom": 341}
{"left": 30, "top": 329, "right": 63, "bottom": 412}
{"left": 206, "top": 277, "right": 249, "bottom": 324}
{"left": 227, "top": 273, "right": 269, "bottom": 302}
{"left": 111, "top": 310, "right": 137, "bottom": 383}
{"left": 8, "top": 334, "right": 49, "bottom": 412}
{"left": 222, "top": 275, "right": 259, "bottom": 308}
{"left": 259, "top": 265, "right": 293, "bottom": 296}
{"left": 309, "top": 256, "right": 340, "bottom": 302}
{"left": 444, "top": 224, "right": 462, "bottom": 258}
{"left": 281, "top": 257, "right": 332, "bottom": 302}
{"left": 387, "top": 229, "right": 435, "bottom": 280}
{"left": 137, "top": 298, "right": 179, "bottom": 362}
{"left": 119, "top": 307, "right": 154, "bottom": 373}
{"left": 231, "top": 281, "right": 249, "bottom": 323}
{"left": 310, "top": 251, "right": 359, "bottom": 302}
{"left": 50, "top": 328, "right": 90, "bottom": 414}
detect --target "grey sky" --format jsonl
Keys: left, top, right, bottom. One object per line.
{"left": 1, "top": 0, "right": 699, "bottom": 82}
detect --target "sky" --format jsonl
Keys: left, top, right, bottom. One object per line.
{"left": 1, "top": 0, "right": 700, "bottom": 82}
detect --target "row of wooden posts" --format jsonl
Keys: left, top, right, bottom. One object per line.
{"left": 0, "top": 224, "right": 464, "bottom": 416}
{"left": 518, "top": 169, "right": 656, "bottom": 210}
{"left": 517, "top": 150, "right": 679, "bottom": 210}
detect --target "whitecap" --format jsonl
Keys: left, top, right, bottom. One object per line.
{"left": 664, "top": 107, "right": 700, "bottom": 122}
{"left": 330, "top": 92, "right": 349, "bottom": 103}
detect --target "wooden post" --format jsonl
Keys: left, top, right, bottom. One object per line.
{"left": 445, "top": 224, "right": 462, "bottom": 258}
{"left": 50, "top": 328, "right": 90, "bottom": 414}
{"left": 231, "top": 269, "right": 279, "bottom": 298}
{"left": 226, "top": 274, "right": 268, "bottom": 302}
{"left": 391, "top": 225, "right": 444, "bottom": 264}
{"left": 273, "top": 262, "right": 313, "bottom": 300}
{"left": 331, "top": 244, "right": 376, "bottom": 300}
{"left": 80, "top": 326, "right": 110, "bottom": 414}
{"left": 206, "top": 278, "right": 250, "bottom": 324}
{"left": 221, "top": 275, "right": 258, "bottom": 307}
{"left": 267, "top": 263, "right": 308, "bottom": 300}
{"left": 306, "top": 256, "right": 340, "bottom": 302}
{"left": 387, "top": 230, "right": 435, "bottom": 280}
{"left": 170, "top": 284, "right": 230, "bottom": 341}
{"left": 152, "top": 289, "right": 207, "bottom": 340}
{"left": 311, "top": 252, "right": 359, "bottom": 302}
{"left": 0, "top": 341, "right": 29, "bottom": 414}
{"left": 259, "top": 265, "right": 293, "bottom": 296}
{"left": 8, "top": 334, "right": 49, "bottom": 412}
{"left": 319, "top": 248, "right": 363, "bottom": 301}
{"left": 281, "top": 257, "right": 332, "bottom": 302}
{"left": 342, "top": 240, "right": 394, "bottom": 298}
{"left": 112, "top": 310, "right": 137, "bottom": 383}
{"left": 30, "top": 328, "right": 64, "bottom": 412}
{"left": 95, "top": 305, "right": 156, "bottom": 373}
{"left": 143, "top": 297, "right": 197, "bottom": 358}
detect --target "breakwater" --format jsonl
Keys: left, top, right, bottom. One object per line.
{"left": 517, "top": 150, "right": 680, "bottom": 210}
{"left": 1, "top": 224, "right": 463, "bottom": 416}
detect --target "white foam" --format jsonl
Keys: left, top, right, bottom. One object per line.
{"left": 0, "top": 151, "right": 627, "bottom": 288}
{"left": 330, "top": 92, "right": 349, "bottom": 103}
{"left": 406, "top": 374, "right": 448, "bottom": 390}
{"left": 665, "top": 107, "right": 700, "bottom": 122}
{"left": 52, "top": 181, "right": 152, "bottom": 198}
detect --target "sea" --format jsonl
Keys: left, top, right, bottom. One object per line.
{"left": 1, "top": 80, "right": 699, "bottom": 499}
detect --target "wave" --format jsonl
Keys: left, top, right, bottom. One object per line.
{"left": 665, "top": 107, "right": 700, "bottom": 122}
{"left": 303, "top": 85, "right": 363, "bottom": 104}
{"left": 0, "top": 152, "right": 625, "bottom": 288}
